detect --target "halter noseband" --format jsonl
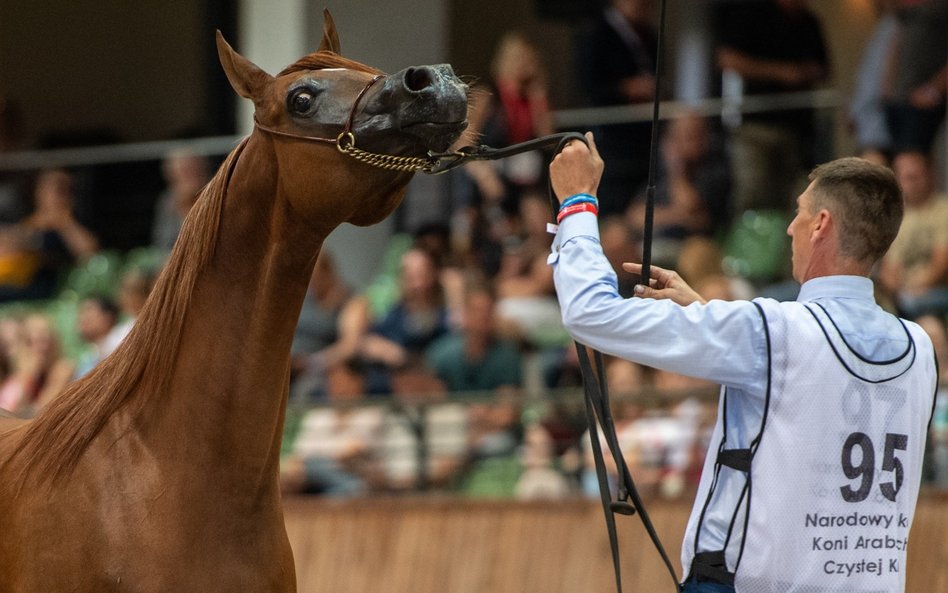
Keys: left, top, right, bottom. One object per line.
{"left": 253, "top": 73, "right": 437, "bottom": 173}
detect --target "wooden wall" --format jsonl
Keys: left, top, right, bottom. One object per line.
{"left": 283, "top": 492, "right": 948, "bottom": 593}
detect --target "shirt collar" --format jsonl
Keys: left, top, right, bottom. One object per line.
{"left": 796, "top": 275, "right": 875, "bottom": 302}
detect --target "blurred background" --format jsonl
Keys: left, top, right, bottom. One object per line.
{"left": 1, "top": 0, "right": 946, "bottom": 591}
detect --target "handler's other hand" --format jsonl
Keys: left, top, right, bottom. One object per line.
{"left": 549, "top": 132, "right": 604, "bottom": 204}
{"left": 622, "top": 262, "right": 707, "bottom": 307}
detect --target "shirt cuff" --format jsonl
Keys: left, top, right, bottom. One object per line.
{"left": 547, "top": 211, "right": 599, "bottom": 265}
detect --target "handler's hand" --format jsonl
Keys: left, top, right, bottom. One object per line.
{"left": 622, "top": 262, "right": 707, "bottom": 306}
{"left": 549, "top": 132, "right": 604, "bottom": 204}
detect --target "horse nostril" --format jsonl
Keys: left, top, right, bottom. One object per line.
{"left": 403, "top": 67, "right": 435, "bottom": 92}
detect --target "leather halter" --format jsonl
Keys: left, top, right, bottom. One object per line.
{"left": 253, "top": 74, "right": 440, "bottom": 173}
{"left": 252, "top": 71, "right": 591, "bottom": 175}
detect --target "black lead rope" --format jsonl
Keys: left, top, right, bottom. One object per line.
{"left": 429, "top": 0, "right": 678, "bottom": 580}
{"left": 425, "top": 131, "right": 588, "bottom": 175}
{"left": 542, "top": 127, "right": 680, "bottom": 593}
{"left": 547, "top": 0, "right": 680, "bottom": 589}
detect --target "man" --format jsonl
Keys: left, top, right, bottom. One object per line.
{"left": 626, "top": 111, "right": 731, "bottom": 268}
{"left": 879, "top": 151, "right": 948, "bottom": 319}
{"left": 716, "top": 0, "right": 829, "bottom": 214}
{"left": 426, "top": 283, "right": 522, "bottom": 393}
{"left": 575, "top": 0, "right": 658, "bottom": 214}
{"left": 882, "top": 0, "right": 947, "bottom": 155}
{"left": 74, "top": 295, "right": 120, "bottom": 378}
{"left": 548, "top": 134, "right": 937, "bottom": 593}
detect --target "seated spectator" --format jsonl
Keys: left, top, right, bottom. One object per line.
{"left": 626, "top": 400, "right": 703, "bottom": 499}
{"left": 514, "top": 422, "right": 572, "bottom": 500}
{"left": 358, "top": 247, "right": 450, "bottom": 395}
{"left": 0, "top": 314, "right": 74, "bottom": 416}
{"left": 626, "top": 112, "right": 731, "bottom": 268}
{"left": 918, "top": 314, "right": 948, "bottom": 487}
{"left": 878, "top": 151, "right": 948, "bottom": 318}
{"left": 0, "top": 169, "right": 99, "bottom": 302}
{"left": 600, "top": 215, "right": 640, "bottom": 298}
{"left": 74, "top": 295, "right": 120, "bottom": 377}
{"left": 280, "top": 366, "right": 385, "bottom": 497}
{"left": 0, "top": 225, "right": 41, "bottom": 292}
{"left": 290, "top": 250, "right": 355, "bottom": 402}
{"left": 463, "top": 32, "right": 554, "bottom": 217}
{"left": 580, "top": 397, "right": 645, "bottom": 497}
{"left": 427, "top": 283, "right": 522, "bottom": 394}
{"left": 675, "top": 237, "right": 755, "bottom": 301}
{"left": 379, "top": 392, "right": 469, "bottom": 491}
{"left": 104, "top": 267, "right": 157, "bottom": 355}
{"left": 152, "top": 149, "right": 211, "bottom": 252}
{"left": 494, "top": 192, "right": 562, "bottom": 342}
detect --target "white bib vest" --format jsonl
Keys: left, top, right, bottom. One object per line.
{"left": 681, "top": 299, "right": 937, "bottom": 593}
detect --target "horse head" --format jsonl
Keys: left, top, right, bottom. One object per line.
{"left": 216, "top": 10, "right": 468, "bottom": 228}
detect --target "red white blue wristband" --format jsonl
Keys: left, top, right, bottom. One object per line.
{"left": 556, "top": 202, "right": 599, "bottom": 224}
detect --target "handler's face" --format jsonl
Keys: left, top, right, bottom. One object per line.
{"left": 788, "top": 185, "right": 817, "bottom": 283}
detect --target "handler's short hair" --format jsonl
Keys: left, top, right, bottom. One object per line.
{"left": 808, "top": 157, "right": 903, "bottom": 264}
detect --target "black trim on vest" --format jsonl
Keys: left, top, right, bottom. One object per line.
{"left": 812, "top": 302, "right": 913, "bottom": 365}
{"left": 929, "top": 353, "right": 940, "bottom": 432}
{"left": 690, "top": 302, "right": 774, "bottom": 583}
{"left": 734, "top": 302, "right": 774, "bottom": 573}
{"left": 804, "top": 304, "right": 916, "bottom": 384}
{"left": 807, "top": 301, "right": 915, "bottom": 366}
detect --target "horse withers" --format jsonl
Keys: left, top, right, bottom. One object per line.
{"left": 0, "top": 11, "right": 467, "bottom": 593}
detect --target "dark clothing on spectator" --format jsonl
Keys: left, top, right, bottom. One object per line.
{"left": 884, "top": 0, "right": 948, "bottom": 154}
{"left": 373, "top": 304, "right": 449, "bottom": 356}
{"left": 0, "top": 229, "right": 74, "bottom": 302}
{"left": 426, "top": 335, "right": 523, "bottom": 393}
{"left": 575, "top": 7, "right": 658, "bottom": 215}
{"left": 638, "top": 151, "right": 732, "bottom": 242}
{"left": 364, "top": 303, "right": 450, "bottom": 395}
{"left": 716, "top": 0, "right": 828, "bottom": 139}
{"left": 291, "top": 297, "right": 343, "bottom": 358}
{"left": 714, "top": 0, "right": 828, "bottom": 213}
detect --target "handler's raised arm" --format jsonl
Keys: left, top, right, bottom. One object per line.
{"left": 547, "top": 133, "right": 767, "bottom": 395}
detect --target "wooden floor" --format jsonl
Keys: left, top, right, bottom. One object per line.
{"left": 283, "top": 492, "right": 948, "bottom": 593}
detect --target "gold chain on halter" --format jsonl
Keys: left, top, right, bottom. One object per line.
{"left": 336, "top": 132, "right": 435, "bottom": 173}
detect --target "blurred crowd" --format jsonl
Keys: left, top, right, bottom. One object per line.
{"left": 0, "top": 0, "right": 946, "bottom": 498}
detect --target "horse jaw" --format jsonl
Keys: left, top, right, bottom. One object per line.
{"left": 346, "top": 183, "right": 411, "bottom": 227}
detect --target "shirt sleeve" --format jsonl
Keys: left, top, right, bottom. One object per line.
{"left": 549, "top": 212, "right": 769, "bottom": 395}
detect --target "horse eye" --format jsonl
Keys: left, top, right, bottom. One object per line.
{"left": 290, "top": 91, "right": 314, "bottom": 114}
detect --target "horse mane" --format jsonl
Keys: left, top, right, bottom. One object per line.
{"left": 278, "top": 51, "right": 381, "bottom": 77}
{"left": 13, "top": 137, "right": 250, "bottom": 485}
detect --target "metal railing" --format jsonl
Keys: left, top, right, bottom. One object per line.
{"left": 0, "top": 89, "right": 841, "bottom": 172}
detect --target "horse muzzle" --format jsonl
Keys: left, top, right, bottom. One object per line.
{"left": 379, "top": 64, "right": 469, "bottom": 153}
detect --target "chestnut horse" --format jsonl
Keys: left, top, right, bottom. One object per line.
{"left": 0, "top": 12, "right": 467, "bottom": 592}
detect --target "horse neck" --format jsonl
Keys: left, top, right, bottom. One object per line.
{"left": 141, "top": 135, "right": 326, "bottom": 491}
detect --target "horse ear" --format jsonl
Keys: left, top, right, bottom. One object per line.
{"left": 216, "top": 31, "right": 274, "bottom": 101}
{"left": 317, "top": 9, "right": 341, "bottom": 54}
